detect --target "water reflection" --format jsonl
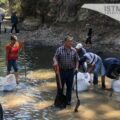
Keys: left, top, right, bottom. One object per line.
{"left": 24, "top": 41, "right": 55, "bottom": 70}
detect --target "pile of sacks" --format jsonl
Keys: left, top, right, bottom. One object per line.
{"left": 74, "top": 72, "right": 120, "bottom": 93}
{"left": 0, "top": 74, "right": 17, "bottom": 91}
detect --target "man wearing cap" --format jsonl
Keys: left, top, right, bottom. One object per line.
{"left": 103, "top": 58, "right": 120, "bottom": 79}
{"left": 79, "top": 52, "right": 106, "bottom": 89}
{"left": 76, "top": 43, "right": 87, "bottom": 72}
{"left": 5, "top": 35, "right": 22, "bottom": 84}
{"left": 53, "top": 35, "right": 79, "bottom": 105}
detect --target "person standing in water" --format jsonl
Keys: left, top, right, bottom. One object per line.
{"left": 5, "top": 35, "right": 22, "bottom": 84}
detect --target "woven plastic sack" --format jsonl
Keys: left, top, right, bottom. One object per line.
{"left": 3, "top": 74, "right": 17, "bottom": 91}
{"left": 73, "top": 72, "right": 91, "bottom": 92}
{"left": 112, "top": 80, "right": 120, "bottom": 92}
{"left": 0, "top": 77, "right": 5, "bottom": 91}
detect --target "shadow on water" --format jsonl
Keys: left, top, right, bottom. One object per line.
{"left": 24, "top": 41, "right": 56, "bottom": 70}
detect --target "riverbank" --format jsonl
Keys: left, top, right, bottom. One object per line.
{"left": 1, "top": 19, "right": 120, "bottom": 59}
{"left": 18, "top": 21, "right": 120, "bottom": 59}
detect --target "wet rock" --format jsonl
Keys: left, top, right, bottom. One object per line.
{"left": 22, "top": 17, "right": 41, "bottom": 31}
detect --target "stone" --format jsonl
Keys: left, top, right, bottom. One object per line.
{"left": 22, "top": 17, "right": 41, "bottom": 31}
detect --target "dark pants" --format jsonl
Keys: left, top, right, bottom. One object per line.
{"left": 0, "top": 23, "right": 1, "bottom": 33}
{"left": 85, "top": 36, "right": 92, "bottom": 44}
{"left": 7, "top": 60, "right": 18, "bottom": 73}
{"left": 58, "top": 69, "right": 74, "bottom": 104}
{"left": 11, "top": 23, "right": 18, "bottom": 33}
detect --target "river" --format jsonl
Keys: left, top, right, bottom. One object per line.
{"left": 0, "top": 25, "right": 120, "bottom": 120}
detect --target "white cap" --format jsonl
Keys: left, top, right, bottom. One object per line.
{"left": 75, "top": 43, "right": 83, "bottom": 49}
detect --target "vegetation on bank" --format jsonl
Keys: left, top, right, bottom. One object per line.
{"left": 0, "top": 0, "right": 7, "bottom": 4}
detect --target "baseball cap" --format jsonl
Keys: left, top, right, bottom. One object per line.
{"left": 76, "top": 43, "right": 83, "bottom": 49}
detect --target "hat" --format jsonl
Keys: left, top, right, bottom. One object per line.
{"left": 64, "top": 35, "right": 73, "bottom": 41}
{"left": 76, "top": 43, "right": 83, "bottom": 49}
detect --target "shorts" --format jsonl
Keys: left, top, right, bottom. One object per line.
{"left": 7, "top": 60, "right": 18, "bottom": 72}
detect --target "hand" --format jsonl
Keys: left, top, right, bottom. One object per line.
{"left": 53, "top": 64, "right": 59, "bottom": 74}
{"left": 74, "top": 68, "right": 78, "bottom": 74}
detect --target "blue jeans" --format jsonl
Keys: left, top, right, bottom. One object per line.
{"left": 93, "top": 58, "right": 105, "bottom": 85}
{"left": 7, "top": 60, "right": 18, "bottom": 72}
{"left": 59, "top": 69, "right": 74, "bottom": 103}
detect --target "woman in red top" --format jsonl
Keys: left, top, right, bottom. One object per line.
{"left": 6, "top": 35, "right": 22, "bottom": 84}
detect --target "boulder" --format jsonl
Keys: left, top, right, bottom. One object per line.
{"left": 22, "top": 17, "right": 41, "bottom": 31}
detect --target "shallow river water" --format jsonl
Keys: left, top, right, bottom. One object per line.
{"left": 0, "top": 29, "right": 120, "bottom": 120}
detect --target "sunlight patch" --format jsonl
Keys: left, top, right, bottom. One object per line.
{"left": 3, "top": 95, "right": 33, "bottom": 109}
{"left": 34, "top": 100, "right": 53, "bottom": 110}
{"left": 27, "top": 69, "right": 55, "bottom": 80}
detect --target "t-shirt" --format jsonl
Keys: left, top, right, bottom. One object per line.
{"left": 6, "top": 41, "right": 22, "bottom": 60}
{"left": 80, "top": 52, "right": 100, "bottom": 66}
{"left": 103, "top": 58, "right": 120, "bottom": 78}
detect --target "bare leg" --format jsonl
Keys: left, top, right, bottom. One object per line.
{"left": 15, "top": 72, "right": 19, "bottom": 84}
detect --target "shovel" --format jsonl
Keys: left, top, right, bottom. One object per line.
{"left": 0, "top": 104, "right": 3, "bottom": 120}
{"left": 74, "top": 72, "right": 80, "bottom": 112}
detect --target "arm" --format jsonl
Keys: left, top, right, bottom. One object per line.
{"left": 87, "top": 64, "right": 95, "bottom": 73}
{"left": 75, "top": 52, "right": 79, "bottom": 71}
{"left": 5, "top": 45, "right": 10, "bottom": 64}
{"left": 53, "top": 48, "right": 60, "bottom": 74}
{"left": 16, "top": 40, "right": 23, "bottom": 52}
{"left": 18, "top": 40, "right": 23, "bottom": 50}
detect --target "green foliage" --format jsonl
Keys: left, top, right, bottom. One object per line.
{"left": 8, "top": 0, "right": 22, "bottom": 15}
{"left": 13, "top": 0, "right": 21, "bottom": 14}
{"left": 0, "top": 0, "right": 7, "bottom": 4}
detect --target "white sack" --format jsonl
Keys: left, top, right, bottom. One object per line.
{"left": 74, "top": 72, "right": 91, "bottom": 92}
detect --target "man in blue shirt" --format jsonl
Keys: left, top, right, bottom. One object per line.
{"left": 103, "top": 58, "right": 120, "bottom": 79}
{"left": 79, "top": 52, "right": 106, "bottom": 89}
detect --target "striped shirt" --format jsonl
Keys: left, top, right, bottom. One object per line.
{"left": 54, "top": 46, "right": 79, "bottom": 69}
{"left": 80, "top": 52, "right": 101, "bottom": 65}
